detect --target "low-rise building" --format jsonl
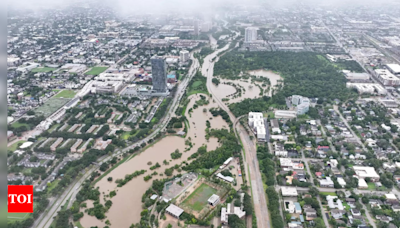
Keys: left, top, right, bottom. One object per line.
{"left": 353, "top": 166, "right": 380, "bottom": 182}
{"left": 207, "top": 194, "right": 220, "bottom": 206}
{"left": 281, "top": 187, "right": 298, "bottom": 197}
{"left": 319, "top": 177, "right": 334, "bottom": 188}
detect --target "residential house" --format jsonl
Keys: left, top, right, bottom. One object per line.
{"left": 331, "top": 209, "right": 345, "bottom": 219}
{"left": 319, "top": 177, "right": 334, "bottom": 188}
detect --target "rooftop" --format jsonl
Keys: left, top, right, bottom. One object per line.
{"left": 165, "top": 204, "right": 184, "bottom": 217}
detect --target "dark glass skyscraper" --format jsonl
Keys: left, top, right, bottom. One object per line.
{"left": 151, "top": 56, "right": 167, "bottom": 93}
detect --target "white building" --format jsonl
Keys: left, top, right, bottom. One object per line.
{"left": 346, "top": 83, "right": 386, "bottom": 95}
{"left": 208, "top": 194, "right": 220, "bottom": 206}
{"left": 179, "top": 50, "right": 190, "bottom": 62}
{"left": 7, "top": 57, "right": 21, "bottom": 67}
{"left": 248, "top": 112, "right": 266, "bottom": 141}
{"left": 386, "top": 64, "right": 400, "bottom": 76}
{"left": 353, "top": 166, "right": 380, "bottom": 182}
{"left": 165, "top": 204, "right": 184, "bottom": 218}
{"left": 374, "top": 69, "right": 400, "bottom": 86}
{"left": 271, "top": 119, "right": 281, "bottom": 134}
{"left": 281, "top": 187, "right": 298, "bottom": 197}
{"left": 221, "top": 202, "right": 246, "bottom": 224}
{"left": 344, "top": 72, "right": 370, "bottom": 80}
{"left": 16, "top": 62, "right": 40, "bottom": 73}
{"left": 245, "top": 27, "right": 258, "bottom": 42}
{"left": 319, "top": 177, "right": 334, "bottom": 188}
{"left": 217, "top": 173, "right": 234, "bottom": 183}
{"left": 327, "top": 195, "right": 344, "bottom": 210}
{"left": 337, "top": 177, "right": 347, "bottom": 188}
{"left": 291, "top": 95, "right": 310, "bottom": 115}
{"left": 274, "top": 110, "right": 297, "bottom": 119}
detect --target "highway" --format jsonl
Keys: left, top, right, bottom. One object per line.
{"left": 35, "top": 152, "right": 116, "bottom": 228}
{"left": 35, "top": 50, "right": 201, "bottom": 228}
{"left": 203, "top": 41, "right": 271, "bottom": 228}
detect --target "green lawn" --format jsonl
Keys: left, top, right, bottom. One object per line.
{"left": 7, "top": 203, "right": 37, "bottom": 222}
{"left": 121, "top": 132, "right": 131, "bottom": 140}
{"left": 342, "top": 202, "right": 351, "bottom": 211}
{"left": 31, "top": 67, "right": 57, "bottom": 73}
{"left": 54, "top": 90, "right": 76, "bottom": 98}
{"left": 48, "top": 123, "right": 60, "bottom": 132}
{"left": 47, "top": 179, "right": 60, "bottom": 193}
{"left": 35, "top": 97, "right": 71, "bottom": 117}
{"left": 11, "top": 121, "right": 30, "bottom": 129}
{"left": 22, "top": 168, "right": 32, "bottom": 175}
{"left": 191, "top": 81, "right": 203, "bottom": 89}
{"left": 7, "top": 212, "right": 29, "bottom": 222}
{"left": 8, "top": 140, "right": 26, "bottom": 152}
{"left": 367, "top": 182, "right": 376, "bottom": 190}
{"left": 113, "top": 114, "right": 120, "bottom": 121}
{"left": 181, "top": 183, "right": 217, "bottom": 211}
{"left": 85, "top": 67, "right": 108, "bottom": 75}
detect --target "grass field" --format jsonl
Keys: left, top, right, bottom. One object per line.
{"left": 7, "top": 203, "right": 37, "bottom": 222}
{"left": 35, "top": 97, "right": 71, "bottom": 118}
{"left": 181, "top": 183, "right": 217, "bottom": 211}
{"left": 191, "top": 81, "right": 203, "bottom": 89}
{"left": 7, "top": 212, "right": 29, "bottom": 221}
{"left": 367, "top": 182, "right": 375, "bottom": 190}
{"left": 11, "top": 121, "right": 30, "bottom": 129}
{"left": 8, "top": 140, "right": 26, "bottom": 152}
{"left": 54, "top": 90, "right": 76, "bottom": 98}
{"left": 31, "top": 67, "right": 57, "bottom": 73}
{"left": 85, "top": 67, "right": 108, "bottom": 75}
{"left": 320, "top": 192, "right": 337, "bottom": 196}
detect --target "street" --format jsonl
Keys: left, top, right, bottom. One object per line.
{"left": 203, "top": 40, "right": 271, "bottom": 228}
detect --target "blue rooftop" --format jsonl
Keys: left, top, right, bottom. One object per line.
{"left": 299, "top": 214, "right": 304, "bottom": 223}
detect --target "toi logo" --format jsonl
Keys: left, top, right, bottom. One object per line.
{"left": 8, "top": 185, "right": 34, "bottom": 213}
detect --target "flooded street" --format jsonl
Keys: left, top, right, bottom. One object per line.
{"left": 80, "top": 95, "right": 225, "bottom": 228}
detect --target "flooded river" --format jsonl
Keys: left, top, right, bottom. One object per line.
{"left": 80, "top": 95, "right": 225, "bottom": 228}
{"left": 248, "top": 69, "right": 283, "bottom": 96}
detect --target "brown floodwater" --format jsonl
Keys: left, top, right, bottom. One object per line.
{"left": 248, "top": 69, "right": 283, "bottom": 96}
{"left": 80, "top": 95, "right": 224, "bottom": 228}
{"left": 211, "top": 79, "right": 261, "bottom": 104}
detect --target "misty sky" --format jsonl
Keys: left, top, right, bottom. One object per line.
{"left": 7, "top": 0, "right": 400, "bottom": 15}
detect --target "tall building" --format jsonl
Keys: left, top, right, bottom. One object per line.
{"left": 245, "top": 27, "right": 258, "bottom": 42}
{"left": 179, "top": 50, "right": 190, "bottom": 62}
{"left": 201, "top": 21, "right": 212, "bottom": 32}
{"left": 194, "top": 19, "right": 199, "bottom": 36}
{"left": 151, "top": 56, "right": 167, "bottom": 93}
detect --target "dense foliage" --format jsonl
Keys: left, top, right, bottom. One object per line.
{"left": 256, "top": 145, "right": 284, "bottom": 228}
{"left": 215, "top": 51, "right": 352, "bottom": 103}
{"left": 182, "top": 129, "right": 241, "bottom": 175}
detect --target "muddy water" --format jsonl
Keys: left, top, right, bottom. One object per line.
{"left": 211, "top": 79, "right": 261, "bottom": 104}
{"left": 209, "top": 83, "right": 236, "bottom": 100}
{"left": 80, "top": 95, "right": 224, "bottom": 228}
{"left": 248, "top": 69, "right": 283, "bottom": 96}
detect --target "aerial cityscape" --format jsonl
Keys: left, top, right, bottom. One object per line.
{"left": 6, "top": 0, "right": 400, "bottom": 228}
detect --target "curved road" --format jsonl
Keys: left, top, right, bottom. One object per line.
{"left": 203, "top": 42, "right": 271, "bottom": 228}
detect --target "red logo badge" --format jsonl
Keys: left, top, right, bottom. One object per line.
{"left": 8, "top": 185, "right": 34, "bottom": 213}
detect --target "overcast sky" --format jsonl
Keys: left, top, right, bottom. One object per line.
{"left": 7, "top": 0, "right": 400, "bottom": 15}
